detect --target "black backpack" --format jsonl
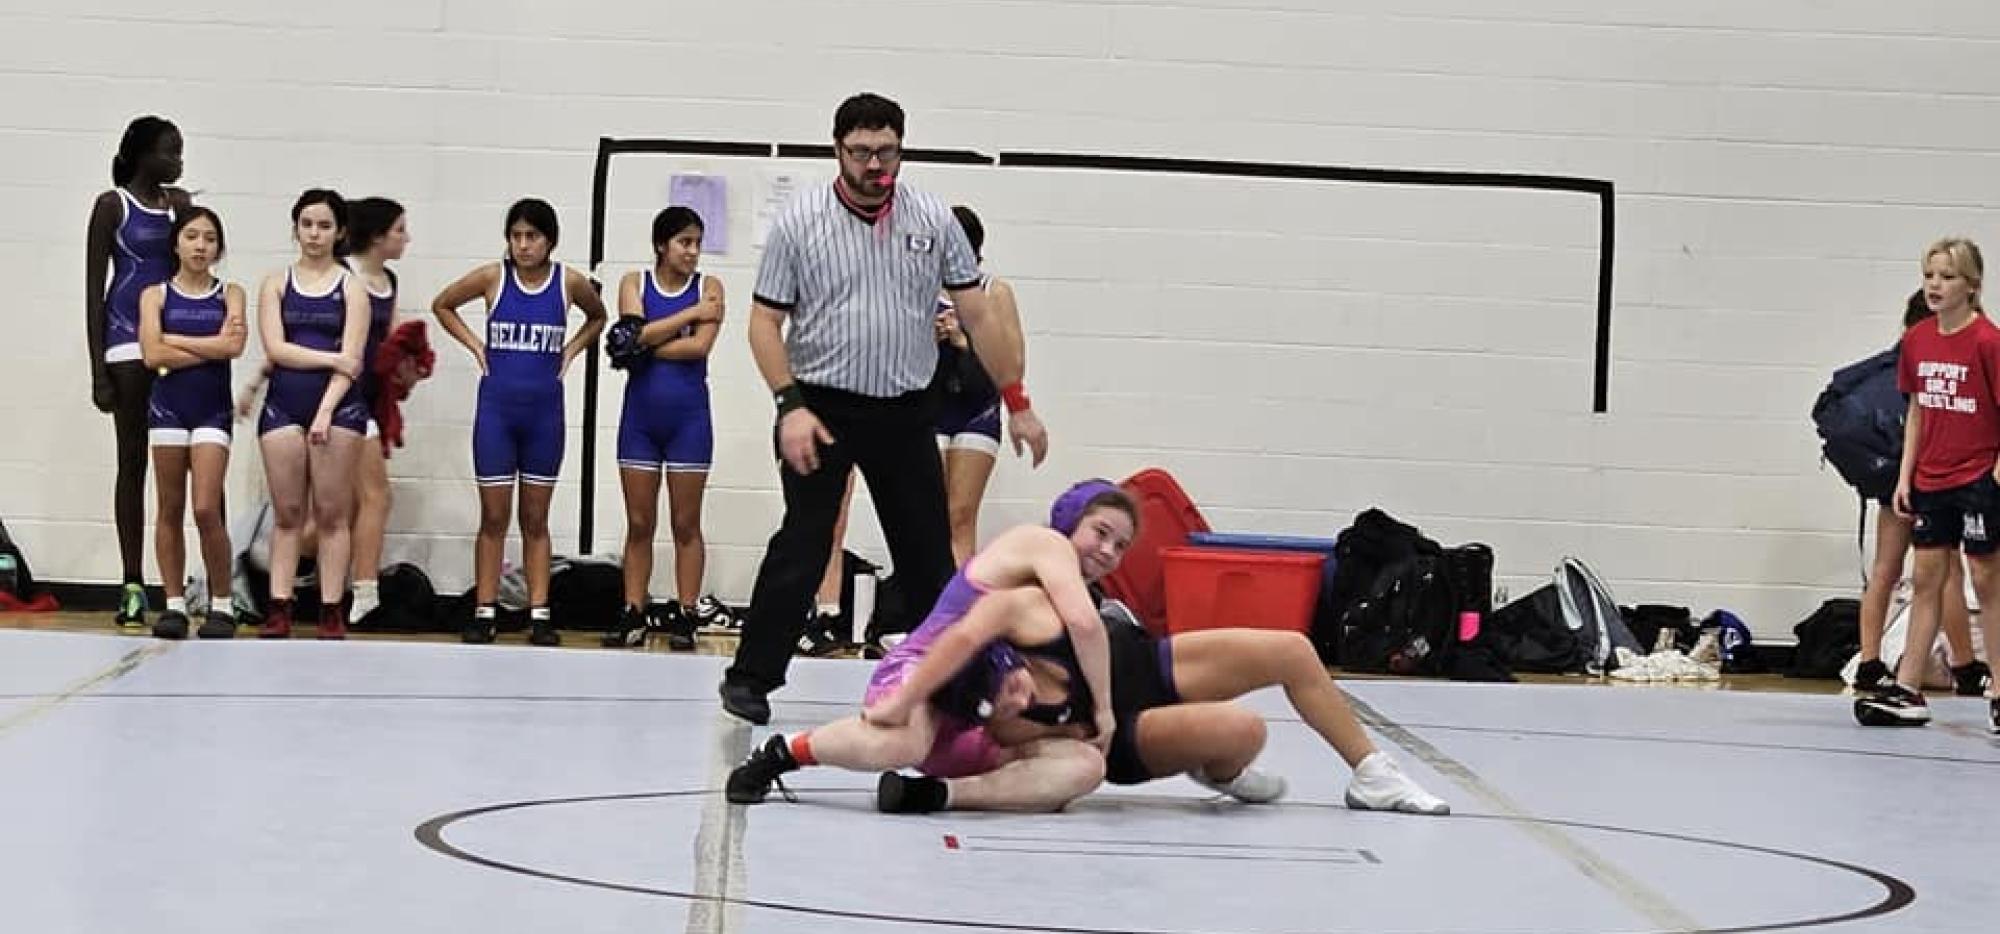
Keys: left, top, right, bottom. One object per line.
{"left": 1811, "top": 346, "right": 1903, "bottom": 503}
{"left": 1339, "top": 543, "right": 1507, "bottom": 680}
{"left": 1788, "top": 598, "right": 1861, "bottom": 679}
{"left": 1340, "top": 555, "right": 1451, "bottom": 674}
{"left": 1438, "top": 543, "right": 1513, "bottom": 682}
{"left": 1442, "top": 543, "right": 1495, "bottom": 617}
{"left": 1314, "top": 509, "right": 1440, "bottom": 662}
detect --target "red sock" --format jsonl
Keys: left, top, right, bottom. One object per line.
{"left": 788, "top": 732, "right": 817, "bottom": 767}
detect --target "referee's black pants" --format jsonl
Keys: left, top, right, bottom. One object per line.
{"left": 725, "top": 384, "right": 955, "bottom": 695}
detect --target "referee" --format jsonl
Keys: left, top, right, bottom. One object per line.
{"left": 720, "top": 92, "right": 1049, "bottom": 724}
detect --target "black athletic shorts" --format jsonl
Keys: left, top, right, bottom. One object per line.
{"left": 1910, "top": 474, "right": 2000, "bottom": 556}
{"left": 1104, "top": 621, "right": 1180, "bottom": 785}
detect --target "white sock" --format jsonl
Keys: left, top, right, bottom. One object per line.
{"left": 476, "top": 605, "right": 497, "bottom": 620}
{"left": 530, "top": 606, "right": 551, "bottom": 622}
{"left": 816, "top": 603, "right": 839, "bottom": 616}
{"left": 209, "top": 597, "right": 233, "bottom": 617}
{"left": 165, "top": 596, "right": 187, "bottom": 614}
{"left": 349, "top": 579, "right": 380, "bottom": 620}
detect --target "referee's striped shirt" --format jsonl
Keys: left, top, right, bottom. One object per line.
{"left": 753, "top": 180, "right": 982, "bottom": 398}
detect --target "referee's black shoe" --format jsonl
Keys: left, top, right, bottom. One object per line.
{"left": 720, "top": 679, "right": 771, "bottom": 725}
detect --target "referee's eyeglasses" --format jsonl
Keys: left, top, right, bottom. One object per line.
{"left": 841, "top": 144, "right": 901, "bottom": 165}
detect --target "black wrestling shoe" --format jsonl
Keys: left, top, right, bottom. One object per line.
{"left": 527, "top": 613, "right": 561, "bottom": 647}
{"left": 1854, "top": 685, "right": 1931, "bottom": 726}
{"left": 151, "top": 609, "right": 189, "bottom": 640}
{"left": 795, "top": 611, "right": 846, "bottom": 657}
{"left": 876, "top": 772, "right": 949, "bottom": 814}
{"left": 195, "top": 609, "right": 237, "bottom": 640}
{"left": 654, "top": 601, "right": 698, "bottom": 652}
{"left": 601, "top": 605, "right": 647, "bottom": 648}
{"left": 1851, "top": 658, "right": 1896, "bottom": 694}
{"left": 1952, "top": 660, "right": 1992, "bottom": 697}
{"left": 462, "top": 609, "right": 498, "bottom": 645}
{"left": 725, "top": 734, "right": 799, "bottom": 804}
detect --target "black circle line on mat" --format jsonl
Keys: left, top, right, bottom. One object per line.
{"left": 412, "top": 788, "right": 1912, "bottom": 934}
{"left": 25, "top": 692, "right": 1998, "bottom": 768}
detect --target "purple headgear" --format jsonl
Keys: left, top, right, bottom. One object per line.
{"left": 1049, "top": 478, "right": 1121, "bottom": 535}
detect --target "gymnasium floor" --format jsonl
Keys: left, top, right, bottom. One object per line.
{"left": 0, "top": 621, "right": 1993, "bottom": 934}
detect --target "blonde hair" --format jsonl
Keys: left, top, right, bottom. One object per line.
{"left": 1924, "top": 237, "right": 1984, "bottom": 309}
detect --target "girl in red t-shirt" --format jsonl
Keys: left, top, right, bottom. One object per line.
{"left": 1852, "top": 290, "right": 1985, "bottom": 696}
{"left": 1862, "top": 238, "right": 2000, "bottom": 731}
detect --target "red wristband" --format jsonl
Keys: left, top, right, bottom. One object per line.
{"left": 1000, "top": 382, "right": 1031, "bottom": 413}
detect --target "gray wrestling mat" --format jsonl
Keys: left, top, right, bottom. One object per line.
{"left": 0, "top": 629, "right": 1991, "bottom": 933}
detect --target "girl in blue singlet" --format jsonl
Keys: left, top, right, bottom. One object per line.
{"left": 430, "top": 199, "right": 608, "bottom": 646}
{"left": 931, "top": 205, "right": 1028, "bottom": 565}
{"left": 254, "top": 189, "right": 373, "bottom": 640}
{"left": 84, "top": 115, "right": 191, "bottom": 628}
{"left": 137, "top": 206, "right": 246, "bottom": 640}
{"left": 341, "top": 197, "right": 412, "bottom": 625}
{"left": 603, "top": 207, "right": 729, "bottom": 651}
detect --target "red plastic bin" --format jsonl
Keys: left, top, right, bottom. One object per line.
{"left": 1099, "top": 469, "right": 1212, "bottom": 636}
{"left": 1160, "top": 546, "right": 1325, "bottom": 635}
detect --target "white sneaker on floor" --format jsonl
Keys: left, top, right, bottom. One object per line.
{"left": 1344, "top": 752, "right": 1450, "bottom": 815}
{"left": 1190, "top": 765, "right": 1287, "bottom": 803}
{"left": 1610, "top": 647, "right": 1719, "bottom": 683}
{"left": 1688, "top": 631, "right": 1721, "bottom": 665}
{"left": 1610, "top": 647, "right": 1658, "bottom": 682}
{"left": 691, "top": 595, "right": 743, "bottom": 633}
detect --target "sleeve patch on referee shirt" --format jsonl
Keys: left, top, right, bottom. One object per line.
{"left": 904, "top": 234, "right": 936, "bottom": 254}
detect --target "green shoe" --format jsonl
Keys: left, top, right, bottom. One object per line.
{"left": 114, "top": 583, "right": 148, "bottom": 631}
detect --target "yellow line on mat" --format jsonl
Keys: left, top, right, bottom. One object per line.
{"left": 1349, "top": 695, "right": 1706, "bottom": 934}
{"left": 686, "top": 712, "right": 753, "bottom": 934}
{"left": 0, "top": 642, "right": 172, "bottom": 738}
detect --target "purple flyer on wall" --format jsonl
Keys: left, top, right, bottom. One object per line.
{"left": 668, "top": 174, "right": 729, "bottom": 255}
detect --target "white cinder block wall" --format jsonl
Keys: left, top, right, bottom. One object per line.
{"left": 4, "top": 0, "right": 1989, "bottom": 639}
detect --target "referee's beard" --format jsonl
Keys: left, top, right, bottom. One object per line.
{"left": 839, "top": 165, "right": 893, "bottom": 205}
